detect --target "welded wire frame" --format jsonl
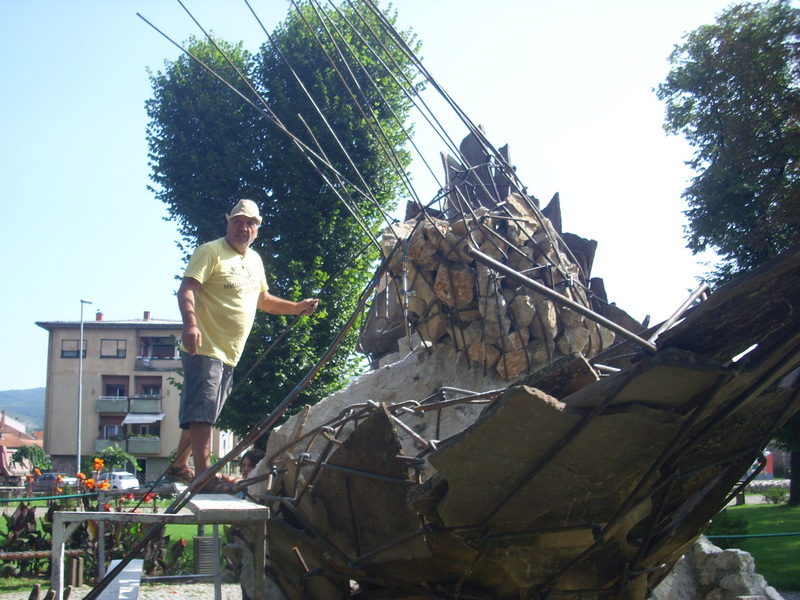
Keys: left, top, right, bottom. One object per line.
{"left": 250, "top": 341, "right": 800, "bottom": 599}
{"left": 365, "top": 201, "right": 622, "bottom": 381}
{"left": 124, "top": 4, "right": 800, "bottom": 599}
{"left": 143, "top": 0, "right": 612, "bottom": 381}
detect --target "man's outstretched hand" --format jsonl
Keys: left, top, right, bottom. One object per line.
{"left": 297, "top": 298, "right": 320, "bottom": 316}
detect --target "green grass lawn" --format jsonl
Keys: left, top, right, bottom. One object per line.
{"left": 0, "top": 576, "right": 47, "bottom": 595}
{"left": 711, "top": 497, "right": 800, "bottom": 590}
{"left": 164, "top": 522, "right": 203, "bottom": 559}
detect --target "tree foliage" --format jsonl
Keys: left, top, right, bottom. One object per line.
{"left": 11, "top": 444, "right": 51, "bottom": 472}
{"left": 96, "top": 444, "right": 140, "bottom": 473}
{"left": 659, "top": 1, "right": 800, "bottom": 505}
{"left": 657, "top": 0, "right": 800, "bottom": 283}
{"left": 146, "top": 1, "right": 419, "bottom": 437}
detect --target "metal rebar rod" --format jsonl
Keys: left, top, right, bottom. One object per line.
{"left": 297, "top": 457, "right": 417, "bottom": 486}
{"left": 465, "top": 245, "right": 658, "bottom": 354}
{"left": 411, "top": 397, "right": 494, "bottom": 412}
{"left": 647, "top": 283, "right": 710, "bottom": 343}
{"left": 83, "top": 253, "right": 394, "bottom": 600}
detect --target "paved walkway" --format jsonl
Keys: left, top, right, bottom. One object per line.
{"left": 3, "top": 581, "right": 799, "bottom": 600}
{"left": 0, "top": 582, "right": 242, "bottom": 600}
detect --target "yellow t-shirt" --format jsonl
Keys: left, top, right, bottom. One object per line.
{"left": 181, "top": 238, "right": 268, "bottom": 366}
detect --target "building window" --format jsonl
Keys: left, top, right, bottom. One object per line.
{"left": 61, "top": 339, "right": 86, "bottom": 358}
{"left": 105, "top": 383, "right": 126, "bottom": 397}
{"left": 141, "top": 384, "right": 161, "bottom": 398}
{"left": 101, "top": 339, "right": 127, "bottom": 358}
{"left": 138, "top": 424, "right": 160, "bottom": 437}
{"left": 152, "top": 344, "right": 175, "bottom": 358}
{"left": 103, "top": 425, "right": 123, "bottom": 439}
{"left": 102, "top": 375, "right": 129, "bottom": 398}
{"left": 134, "top": 376, "right": 163, "bottom": 398}
{"left": 139, "top": 336, "right": 178, "bottom": 359}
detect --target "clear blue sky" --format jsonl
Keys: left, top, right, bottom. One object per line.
{"left": 0, "top": 0, "right": 731, "bottom": 391}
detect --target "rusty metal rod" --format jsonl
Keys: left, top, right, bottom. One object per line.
{"left": 647, "top": 283, "right": 710, "bottom": 343}
{"left": 348, "top": 527, "right": 427, "bottom": 568}
{"left": 465, "top": 245, "right": 658, "bottom": 354}
{"left": 83, "top": 254, "right": 394, "bottom": 600}
{"left": 297, "top": 457, "right": 417, "bottom": 486}
{"left": 411, "top": 396, "right": 494, "bottom": 412}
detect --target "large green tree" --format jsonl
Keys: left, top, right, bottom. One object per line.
{"left": 658, "top": 0, "right": 800, "bottom": 503}
{"left": 146, "top": 1, "right": 419, "bottom": 438}
{"left": 657, "top": 0, "right": 800, "bottom": 283}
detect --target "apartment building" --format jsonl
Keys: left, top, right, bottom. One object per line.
{"left": 36, "top": 310, "right": 234, "bottom": 480}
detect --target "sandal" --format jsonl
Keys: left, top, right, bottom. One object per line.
{"left": 197, "top": 475, "right": 235, "bottom": 495}
{"left": 165, "top": 465, "right": 195, "bottom": 486}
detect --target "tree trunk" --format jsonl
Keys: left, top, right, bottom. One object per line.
{"left": 788, "top": 450, "right": 800, "bottom": 505}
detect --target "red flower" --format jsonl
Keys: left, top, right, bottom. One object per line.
{"left": 144, "top": 493, "right": 156, "bottom": 503}
{"left": 103, "top": 503, "right": 111, "bottom": 512}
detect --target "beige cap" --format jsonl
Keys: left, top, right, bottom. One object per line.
{"left": 226, "top": 199, "right": 262, "bottom": 225}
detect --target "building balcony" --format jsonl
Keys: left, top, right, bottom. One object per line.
{"left": 126, "top": 437, "right": 160, "bottom": 455}
{"left": 130, "top": 396, "right": 162, "bottom": 413}
{"left": 94, "top": 438, "right": 124, "bottom": 453}
{"left": 97, "top": 397, "right": 128, "bottom": 413}
{"left": 136, "top": 356, "right": 179, "bottom": 372}
{"left": 94, "top": 437, "right": 161, "bottom": 455}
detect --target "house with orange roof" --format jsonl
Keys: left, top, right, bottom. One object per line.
{"left": 0, "top": 410, "right": 42, "bottom": 479}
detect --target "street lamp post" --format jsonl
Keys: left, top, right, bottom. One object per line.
{"left": 77, "top": 299, "right": 93, "bottom": 476}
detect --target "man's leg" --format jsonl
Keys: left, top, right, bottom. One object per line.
{"left": 190, "top": 421, "right": 214, "bottom": 473}
{"left": 167, "top": 428, "right": 196, "bottom": 485}
{"left": 175, "top": 429, "right": 192, "bottom": 467}
{"left": 171, "top": 352, "right": 234, "bottom": 491}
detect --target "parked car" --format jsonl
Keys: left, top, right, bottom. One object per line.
{"left": 31, "top": 473, "right": 79, "bottom": 492}
{"left": 137, "top": 475, "right": 179, "bottom": 495}
{"left": 97, "top": 471, "right": 140, "bottom": 490}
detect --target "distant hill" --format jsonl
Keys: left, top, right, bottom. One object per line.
{"left": 0, "top": 388, "right": 45, "bottom": 431}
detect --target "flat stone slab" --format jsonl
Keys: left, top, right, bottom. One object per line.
{"left": 187, "top": 494, "right": 269, "bottom": 523}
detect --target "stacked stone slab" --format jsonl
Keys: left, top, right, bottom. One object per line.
{"left": 651, "top": 537, "right": 784, "bottom": 600}
{"left": 376, "top": 193, "right": 616, "bottom": 380}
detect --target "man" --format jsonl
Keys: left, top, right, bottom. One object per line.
{"left": 169, "top": 199, "right": 318, "bottom": 493}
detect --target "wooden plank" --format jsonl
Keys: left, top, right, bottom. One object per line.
{"left": 187, "top": 494, "right": 269, "bottom": 523}
{"left": 0, "top": 549, "right": 83, "bottom": 561}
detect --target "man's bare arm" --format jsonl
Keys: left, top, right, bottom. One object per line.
{"left": 177, "top": 277, "right": 203, "bottom": 354}
{"left": 257, "top": 292, "right": 319, "bottom": 316}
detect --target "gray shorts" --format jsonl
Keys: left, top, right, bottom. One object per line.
{"left": 179, "top": 352, "right": 234, "bottom": 429}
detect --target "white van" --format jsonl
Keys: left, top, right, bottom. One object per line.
{"left": 98, "top": 471, "right": 139, "bottom": 490}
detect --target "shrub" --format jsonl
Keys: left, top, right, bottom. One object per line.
{"left": 0, "top": 503, "right": 51, "bottom": 577}
{"left": 762, "top": 486, "right": 789, "bottom": 505}
{"left": 705, "top": 509, "right": 748, "bottom": 549}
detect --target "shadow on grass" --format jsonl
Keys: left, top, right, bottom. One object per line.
{"left": 722, "top": 500, "right": 800, "bottom": 590}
